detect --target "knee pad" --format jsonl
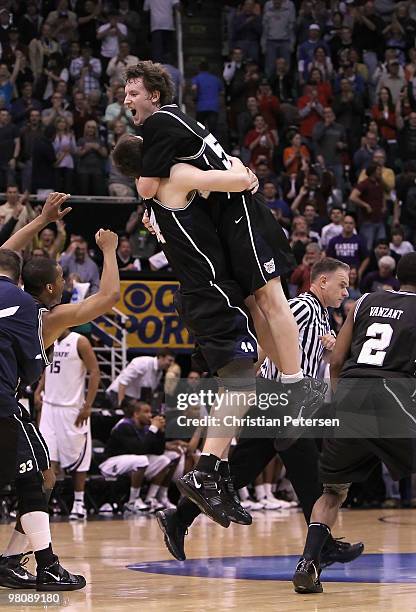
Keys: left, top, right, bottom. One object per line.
{"left": 323, "top": 482, "right": 351, "bottom": 499}
{"left": 217, "top": 358, "right": 255, "bottom": 391}
{"left": 15, "top": 472, "right": 48, "bottom": 516}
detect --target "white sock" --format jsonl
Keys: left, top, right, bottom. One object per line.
{"left": 239, "top": 487, "right": 249, "bottom": 501}
{"left": 129, "top": 487, "right": 140, "bottom": 503}
{"left": 4, "top": 529, "right": 30, "bottom": 557}
{"left": 145, "top": 484, "right": 160, "bottom": 501}
{"left": 20, "top": 512, "right": 51, "bottom": 552}
{"left": 280, "top": 371, "right": 304, "bottom": 384}
{"left": 255, "top": 484, "right": 265, "bottom": 501}
{"left": 157, "top": 486, "right": 169, "bottom": 503}
{"left": 74, "top": 491, "right": 84, "bottom": 504}
{"left": 271, "top": 483, "right": 277, "bottom": 493}
{"left": 264, "top": 483, "right": 272, "bottom": 497}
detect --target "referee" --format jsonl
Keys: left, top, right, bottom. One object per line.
{"left": 157, "top": 258, "right": 364, "bottom": 567}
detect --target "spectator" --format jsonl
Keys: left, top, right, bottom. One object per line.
{"left": 371, "top": 86, "right": 398, "bottom": 141}
{"left": 353, "top": 131, "right": 378, "bottom": 174}
{"left": 77, "top": 1, "right": 103, "bottom": 54}
{"left": 364, "top": 238, "right": 400, "bottom": 275}
{"left": 106, "top": 40, "right": 139, "bottom": 84}
{"left": 297, "top": 84, "right": 325, "bottom": 139}
{"left": 104, "top": 85, "right": 134, "bottom": 137}
{"left": 69, "top": 42, "right": 102, "bottom": 95}
{"left": 298, "top": 24, "right": 329, "bottom": 82}
{"left": 377, "top": 59, "right": 406, "bottom": 104}
{"left": 360, "top": 255, "right": 400, "bottom": 293}
{"left": 390, "top": 226, "right": 414, "bottom": 257}
{"left": 261, "top": 0, "right": 296, "bottom": 76}
{"left": 29, "top": 23, "right": 59, "bottom": 80}
{"left": 352, "top": 1, "right": 384, "bottom": 76}
{"left": 358, "top": 149, "right": 395, "bottom": 199}
{"left": 116, "top": 236, "right": 141, "bottom": 271}
{"left": 0, "top": 52, "right": 22, "bottom": 108}
{"left": 2, "top": 28, "right": 28, "bottom": 70}
{"left": 76, "top": 120, "right": 108, "bottom": 196}
{"left": 326, "top": 214, "right": 369, "bottom": 279}
{"left": 269, "top": 57, "right": 294, "bottom": 103}
{"left": 18, "top": 2, "right": 43, "bottom": 46}
{"left": 45, "top": 0, "right": 77, "bottom": 53}
{"left": 60, "top": 238, "right": 101, "bottom": 295}
{"left": 290, "top": 241, "right": 322, "bottom": 295}
{"left": 118, "top": 0, "right": 142, "bottom": 56}
{"left": 10, "top": 82, "right": 42, "bottom": 128}
{"left": 244, "top": 113, "right": 278, "bottom": 169}
{"left": 237, "top": 95, "right": 259, "bottom": 147}
{"left": 347, "top": 266, "right": 362, "bottom": 301}
{"left": 332, "top": 78, "right": 364, "bottom": 154}
{"left": 162, "top": 54, "right": 184, "bottom": 104}
{"left": 34, "top": 221, "right": 66, "bottom": 260}
{"left": 255, "top": 78, "right": 280, "bottom": 131}
{"left": 36, "top": 52, "right": 69, "bottom": 102}
{"left": 231, "top": 0, "right": 262, "bottom": 64}
{"left": 350, "top": 162, "right": 386, "bottom": 250}
{"left": 19, "top": 108, "right": 43, "bottom": 192}
{"left": 312, "top": 106, "right": 347, "bottom": 189}
{"left": 290, "top": 170, "right": 329, "bottom": 218}
{"left": 31, "top": 124, "right": 57, "bottom": 194}
{"left": 0, "top": 201, "right": 23, "bottom": 246}
{"left": 306, "top": 46, "right": 333, "bottom": 84}
{"left": 191, "top": 62, "right": 223, "bottom": 136}
{"left": 41, "top": 91, "right": 73, "bottom": 127}
{"left": 106, "top": 351, "right": 175, "bottom": 408}
{"left": 143, "top": 0, "right": 180, "bottom": 64}
{"left": 283, "top": 132, "right": 310, "bottom": 175}
{"left": 398, "top": 111, "right": 416, "bottom": 162}
{"left": 320, "top": 206, "right": 344, "bottom": 250}
{"left": 0, "top": 185, "right": 36, "bottom": 235}
{"left": 71, "top": 91, "right": 98, "bottom": 141}
{"left": 262, "top": 181, "right": 291, "bottom": 227}
{"left": 308, "top": 67, "right": 332, "bottom": 106}
{"left": 53, "top": 117, "right": 76, "bottom": 193}
{"left": 15, "top": 54, "right": 34, "bottom": 97}
{"left": 97, "top": 10, "right": 128, "bottom": 68}
{"left": 0, "top": 109, "right": 20, "bottom": 191}
{"left": 125, "top": 202, "right": 157, "bottom": 260}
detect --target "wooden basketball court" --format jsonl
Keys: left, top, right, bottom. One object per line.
{"left": 1, "top": 508, "right": 415, "bottom": 611}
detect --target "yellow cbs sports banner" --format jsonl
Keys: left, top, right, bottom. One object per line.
{"left": 98, "top": 280, "right": 193, "bottom": 351}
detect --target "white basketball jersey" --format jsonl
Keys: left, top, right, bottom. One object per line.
{"left": 44, "top": 332, "right": 87, "bottom": 407}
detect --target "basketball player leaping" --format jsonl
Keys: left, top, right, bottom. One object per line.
{"left": 0, "top": 193, "right": 120, "bottom": 590}
{"left": 122, "top": 60, "right": 326, "bottom": 513}
{"left": 293, "top": 252, "right": 416, "bottom": 594}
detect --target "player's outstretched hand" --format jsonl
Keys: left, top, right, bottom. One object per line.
{"left": 95, "top": 228, "right": 118, "bottom": 251}
{"left": 41, "top": 192, "right": 72, "bottom": 223}
{"left": 246, "top": 167, "right": 259, "bottom": 194}
{"left": 142, "top": 210, "right": 156, "bottom": 234}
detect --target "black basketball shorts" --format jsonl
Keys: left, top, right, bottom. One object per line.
{"left": 174, "top": 280, "right": 258, "bottom": 374}
{"left": 319, "top": 377, "right": 416, "bottom": 484}
{"left": 0, "top": 403, "right": 50, "bottom": 486}
{"left": 215, "top": 192, "right": 296, "bottom": 297}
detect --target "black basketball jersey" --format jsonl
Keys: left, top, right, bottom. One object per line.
{"left": 341, "top": 290, "right": 416, "bottom": 379}
{"left": 141, "top": 104, "right": 231, "bottom": 179}
{"left": 147, "top": 192, "right": 230, "bottom": 291}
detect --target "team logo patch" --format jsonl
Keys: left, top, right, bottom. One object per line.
{"left": 264, "top": 258, "right": 275, "bottom": 274}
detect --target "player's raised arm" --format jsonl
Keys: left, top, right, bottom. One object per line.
{"left": 330, "top": 306, "right": 355, "bottom": 390}
{"left": 2, "top": 192, "right": 72, "bottom": 252}
{"left": 41, "top": 230, "right": 120, "bottom": 347}
{"left": 170, "top": 157, "right": 254, "bottom": 193}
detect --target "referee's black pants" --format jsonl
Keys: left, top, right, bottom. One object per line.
{"left": 176, "top": 437, "right": 322, "bottom": 526}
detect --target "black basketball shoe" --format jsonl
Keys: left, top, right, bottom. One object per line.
{"left": 176, "top": 470, "right": 230, "bottom": 528}
{"left": 293, "top": 557, "right": 323, "bottom": 594}
{"left": 37, "top": 558, "right": 86, "bottom": 591}
{"left": 276, "top": 378, "right": 328, "bottom": 451}
{"left": 0, "top": 554, "right": 36, "bottom": 589}
{"left": 320, "top": 537, "right": 364, "bottom": 568}
{"left": 221, "top": 477, "right": 252, "bottom": 525}
{"left": 156, "top": 509, "right": 187, "bottom": 561}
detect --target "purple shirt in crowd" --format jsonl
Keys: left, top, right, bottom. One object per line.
{"left": 326, "top": 234, "right": 369, "bottom": 268}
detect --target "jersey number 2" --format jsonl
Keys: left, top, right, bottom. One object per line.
{"left": 357, "top": 323, "right": 393, "bottom": 366}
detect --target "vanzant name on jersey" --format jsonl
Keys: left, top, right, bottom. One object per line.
{"left": 369, "top": 307, "right": 404, "bottom": 320}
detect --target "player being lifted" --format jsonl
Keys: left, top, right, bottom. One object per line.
{"left": 293, "top": 252, "right": 416, "bottom": 594}
{"left": 0, "top": 193, "right": 120, "bottom": 590}
{"left": 121, "top": 60, "right": 326, "bottom": 515}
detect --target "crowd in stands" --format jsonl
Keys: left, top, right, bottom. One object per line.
{"left": 221, "top": 0, "right": 416, "bottom": 314}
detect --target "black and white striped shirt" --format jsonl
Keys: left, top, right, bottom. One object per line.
{"left": 260, "top": 292, "right": 332, "bottom": 380}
